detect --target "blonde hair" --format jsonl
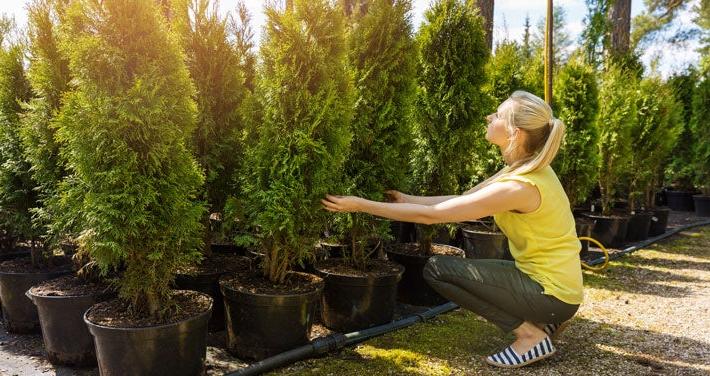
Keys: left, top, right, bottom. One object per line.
{"left": 470, "top": 90, "right": 565, "bottom": 192}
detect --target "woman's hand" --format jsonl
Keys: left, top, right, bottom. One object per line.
{"left": 321, "top": 194, "right": 364, "bottom": 213}
{"left": 385, "top": 190, "right": 407, "bottom": 203}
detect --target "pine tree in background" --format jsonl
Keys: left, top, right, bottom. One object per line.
{"left": 552, "top": 55, "right": 600, "bottom": 208}
{"left": 412, "top": 0, "right": 489, "bottom": 254}
{"left": 56, "top": 0, "right": 204, "bottom": 319}
{"left": 0, "top": 18, "right": 37, "bottom": 251}
{"left": 242, "top": 0, "right": 352, "bottom": 283}
{"left": 172, "top": 0, "right": 250, "bottom": 250}
{"left": 340, "top": 0, "right": 417, "bottom": 270}
{"left": 19, "top": 0, "right": 73, "bottom": 250}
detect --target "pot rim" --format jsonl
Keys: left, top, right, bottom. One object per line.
{"left": 219, "top": 271, "right": 324, "bottom": 300}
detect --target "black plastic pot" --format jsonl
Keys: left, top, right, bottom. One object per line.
{"left": 389, "top": 221, "right": 416, "bottom": 244}
{"left": 693, "top": 195, "right": 710, "bottom": 217}
{"left": 314, "top": 259, "right": 404, "bottom": 332}
{"left": 0, "top": 268, "right": 72, "bottom": 333}
{"left": 220, "top": 273, "right": 323, "bottom": 360}
{"left": 587, "top": 214, "right": 629, "bottom": 249}
{"left": 0, "top": 248, "right": 31, "bottom": 262}
{"left": 84, "top": 292, "right": 212, "bottom": 376}
{"left": 27, "top": 287, "right": 111, "bottom": 366}
{"left": 665, "top": 190, "right": 695, "bottom": 211}
{"left": 575, "top": 218, "right": 593, "bottom": 254}
{"left": 648, "top": 207, "right": 670, "bottom": 236}
{"left": 460, "top": 226, "right": 511, "bottom": 260}
{"left": 210, "top": 243, "right": 246, "bottom": 255}
{"left": 385, "top": 243, "right": 464, "bottom": 307}
{"left": 175, "top": 270, "right": 226, "bottom": 332}
{"left": 625, "top": 211, "right": 653, "bottom": 242}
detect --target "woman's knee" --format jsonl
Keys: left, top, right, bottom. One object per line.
{"left": 423, "top": 255, "right": 454, "bottom": 283}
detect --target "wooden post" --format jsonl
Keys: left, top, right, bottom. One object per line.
{"left": 544, "top": 0, "right": 553, "bottom": 105}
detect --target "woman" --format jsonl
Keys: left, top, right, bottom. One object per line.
{"left": 322, "top": 91, "right": 583, "bottom": 368}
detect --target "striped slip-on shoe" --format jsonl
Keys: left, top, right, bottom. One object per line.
{"left": 485, "top": 336, "right": 556, "bottom": 368}
{"left": 543, "top": 320, "right": 571, "bottom": 341}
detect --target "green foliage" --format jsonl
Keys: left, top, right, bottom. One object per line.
{"left": 596, "top": 63, "right": 638, "bottom": 215}
{"left": 412, "top": 0, "right": 490, "bottom": 253}
{"left": 531, "top": 5, "right": 573, "bottom": 64}
{"left": 627, "top": 77, "right": 682, "bottom": 209}
{"left": 243, "top": 0, "right": 352, "bottom": 283}
{"left": 580, "top": 0, "right": 610, "bottom": 69}
{"left": 56, "top": 0, "right": 204, "bottom": 319}
{"left": 0, "top": 26, "right": 37, "bottom": 244}
{"left": 19, "top": 0, "right": 73, "bottom": 248}
{"left": 665, "top": 69, "right": 698, "bottom": 189}
{"left": 340, "top": 0, "right": 417, "bottom": 270}
{"left": 690, "top": 67, "right": 710, "bottom": 194}
{"left": 552, "top": 56, "right": 600, "bottom": 208}
{"left": 631, "top": 0, "right": 694, "bottom": 50}
{"left": 173, "top": 0, "right": 251, "bottom": 247}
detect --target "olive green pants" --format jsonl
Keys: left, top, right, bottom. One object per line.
{"left": 423, "top": 255, "right": 579, "bottom": 333}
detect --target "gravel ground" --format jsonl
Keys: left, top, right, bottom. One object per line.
{"left": 1, "top": 217, "right": 708, "bottom": 376}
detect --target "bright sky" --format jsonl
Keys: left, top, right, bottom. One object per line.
{"left": 0, "top": 0, "right": 701, "bottom": 77}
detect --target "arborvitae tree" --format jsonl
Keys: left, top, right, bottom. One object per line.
{"left": 690, "top": 67, "right": 710, "bottom": 195}
{"left": 19, "top": 0, "right": 72, "bottom": 250}
{"left": 0, "top": 21, "right": 36, "bottom": 250}
{"left": 596, "top": 62, "right": 638, "bottom": 215}
{"left": 172, "top": 0, "right": 249, "bottom": 249}
{"left": 665, "top": 69, "right": 698, "bottom": 189}
{"left": 627, "top": 77, "right": 682, "bottom": 210}
{"left": 243, "top": 0, "right": 352, "bottom": 283}
{"left": 412, "top": 0, "right": 489, "bottom": 254}
{"left": 552, "top": 56, "right": 600, "bottom": 208}
{"left": 340, "top": 0, "right": 416, "bottom": 270}
{"left": 56, "top": 0, "right": 204, "bottom": 319}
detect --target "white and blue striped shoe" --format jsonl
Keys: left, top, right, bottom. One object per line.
{"left": 485, "top": 336, "right": 556, "bottom": 368}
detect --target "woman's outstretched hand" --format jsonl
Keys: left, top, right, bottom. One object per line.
{"left": 322, "top": 194, "right": 363, "bottom": 213}
{"left": 385, "top": 190, "right": 406, "bottom": 203}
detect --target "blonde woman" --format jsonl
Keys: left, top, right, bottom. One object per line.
{"left": 322, "top": 91, "right": 583, "bottom": 368}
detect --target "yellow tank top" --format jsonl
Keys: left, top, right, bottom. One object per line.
{"left": 493, "top": 166, "right": 583, "bottom": 304}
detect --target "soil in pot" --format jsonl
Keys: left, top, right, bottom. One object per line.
{"left": 648, "top": 207, "right": 671, "bottom": 236}
{"left": 575, "top": 217, "right": 594, "bottom": 255}
{"left": 0, "top": 256, "right": 72, "bottom": 333}
{"left": 385, "top": 243, "right": 464, "bottom": 306}
{"left": 586, "top": 214, "right": 629, "bottom": 249}
{"left": 460, "top": 223, "right": 511, "bottom": 260}
{"left": 314, "top": 258, "right": 404, "bottom": 332}
{"left": 665, "top": 190, "right": 695, "bottom": 212}
{"left": 625, "top": 211, "right": 653, "bottom": 242}
{"left": 693, "top": 195, "right": 710, "bottom": 217}
{"left": 175, "top": 254, "right": 252, "bottom": 332}
{"left": 28, "top": 275, "right": 114, "bottom": 367}
{"left": 220, "top": 271, "right": 323, "bottom": 360}
{"left": 84, "top": 290, "right": 212, "bottom": 376}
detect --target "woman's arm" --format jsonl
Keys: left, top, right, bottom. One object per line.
{"left": 324, "top": 180, "right": 541, "bottom": 224}
{"left": 387, "top": 190, "right": 459, "bottom": 205}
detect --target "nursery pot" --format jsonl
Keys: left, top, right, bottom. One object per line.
{"left": 27, "top": 286, "right": 111, "bottom": 366}
{"left": 389, "top": 221, "right": 417, "bottom": 244}
{"left": 665, "top": 190, "right": 695, "bottom": 211}
{"left": 460, "top": 226, "right": 511, "bottom": 260}
{"left": 313, "top": 258, "right": 404, "bottom": 332}
{"left": 625, "top": 211, "right": 653, "bottom": 242}
{"left": 0, "top": 267, "right": 72, "bottom": 333}
{"left": 575, "top": 218, "right": 593, "bottom": 254}
{"left": 385, "top": 243, "right": 464, "bottom": 307}
{"left": 648, "top": 207, "right": 671, "bottom": 236}
{"left": 84, "top": 291, "right": 212, "bottom": 376}
{"left": 0, "top": 248, "right": 31, "bottom": 262}
{"left": 587, "top": 214, "right": 629, "bottom": 249}
{"left": 220, "top": 272, "right": 322, "bottom": 360}
{"left": 175, "top": 270, "right": 226, "bottom": 332}
{"left": 693, "top": 195, "right": 710, "bottom": 217}
{"left": 210, "top": 243, "right": 246, "bottom": 256}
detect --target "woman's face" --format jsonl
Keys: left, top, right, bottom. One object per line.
{"left": 485, "top": 101, "right": 513, "bottom": 148}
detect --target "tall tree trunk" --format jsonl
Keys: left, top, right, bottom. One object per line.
{"left": 475, "top": 0, "right": 494, "bottom": 50}
{"left": 608, "top": 0, "right": 631, "bottom": 57}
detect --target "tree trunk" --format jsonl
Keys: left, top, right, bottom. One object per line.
{"left": 608, "top": 0, "right": 631, "bottom": 57}
{"left": 475, "top": 0, "right": 494, "bottom": 51}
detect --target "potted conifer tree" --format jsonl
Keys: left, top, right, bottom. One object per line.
{"left": 691, "top": 66, "right": 710, "bottom": 216}
{"left": 56, "top": 1, "right": 212, "bottom": 374}
{"left": 552, "top": 55, "right": 600, "bottom": 252}
{"left": 589, "top": 62, "right": 637, "bottom": 248}
{"left": 313, "top": 0, "right": 413, "bottom": 332}
{"left": 0, "top": 16, "right": 72, "bottom": 334}
{"left": 219, "top": 0, "right": 350, "bottom": 360}
{"left": 386, "top": 0, "right": 487, "bottom": 306}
